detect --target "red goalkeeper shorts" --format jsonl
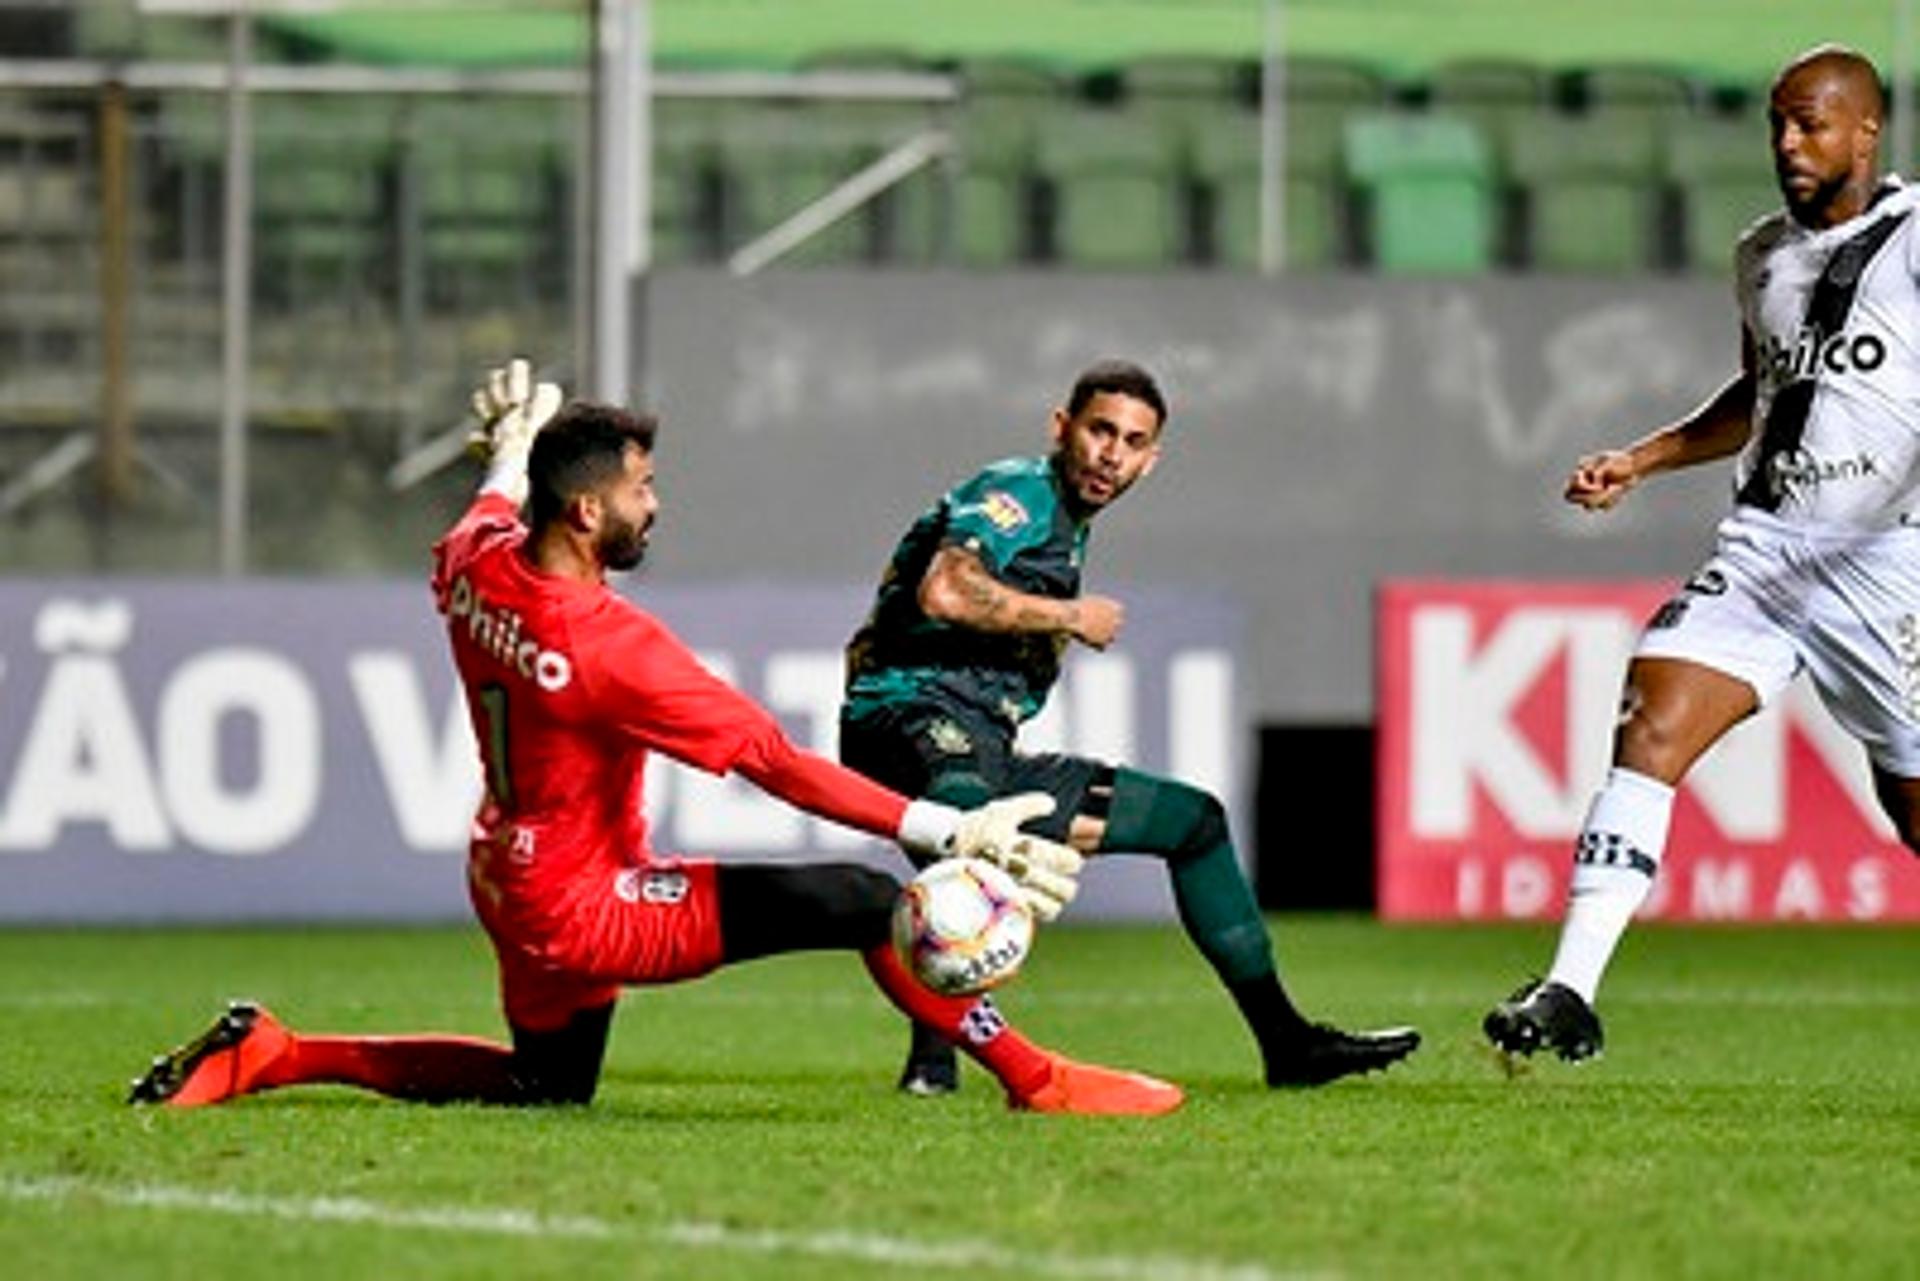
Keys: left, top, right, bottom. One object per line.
{"left": 477, "top": 858, "right": 726, "bottom": 1033}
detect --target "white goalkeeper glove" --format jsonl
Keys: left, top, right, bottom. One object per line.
{"left": 468, "top": 357, "right": 564, "bottom": 507}
{"left": 898, "top": 792, "right": 1083, "bottom": 922}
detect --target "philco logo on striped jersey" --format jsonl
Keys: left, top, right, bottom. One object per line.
{"left": 446, "top": 573, "right": 573, "bottom": 691}
{"left": 1759, "top": 325, "right": 1887, "bottom": 385}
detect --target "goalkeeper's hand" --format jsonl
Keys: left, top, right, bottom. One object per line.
{"left": 948, "top": 793, "right": 1083, "bottom": 923}
{"left": 468, "top": 357, "right": 564, "bottom": 506}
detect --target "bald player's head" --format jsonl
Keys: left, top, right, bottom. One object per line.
{"left": 1774, "top": 44, "right": 1886, "bottom": 120}
{"left": 1769, "top": 44, "right": 1886, "bottom": 226}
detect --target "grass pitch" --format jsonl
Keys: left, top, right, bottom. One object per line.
{"left": 2, "top": 918, "right": 1916, "bottom": 1280}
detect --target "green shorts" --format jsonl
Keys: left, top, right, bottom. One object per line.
{"left": 839, "top": 698, "right": 1112, "bottom": 858}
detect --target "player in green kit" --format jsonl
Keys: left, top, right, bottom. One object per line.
{"left": 841, "top": 359, "right": 1422, "bottom": 1094}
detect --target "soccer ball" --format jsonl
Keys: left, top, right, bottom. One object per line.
{"left": 892, "top": 858, "right": 1035, "bottom": 996}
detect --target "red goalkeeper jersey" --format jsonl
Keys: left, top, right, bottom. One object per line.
{"left": 431, "top": 494, "right": 905, "bottom": 939}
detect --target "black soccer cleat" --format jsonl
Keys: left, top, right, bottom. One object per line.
{"left": 1483, "top": 979, "right": 1604, "bottom": 1063}
{"left": 127, "top": 1001, "right": 264, "bottom": 1105}
{"left": 1264, "top": 1022, "right": 1422, "bottom": 1087}
{"left": 897, "top": 1024, "right": 960, "bottom": 1097}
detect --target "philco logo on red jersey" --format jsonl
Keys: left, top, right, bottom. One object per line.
{"left": 447, "top": 573, "right": 573, "bottom": 692}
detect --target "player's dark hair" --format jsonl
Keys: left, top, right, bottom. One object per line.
{"left": 526, "top": 402, "right": 659, "bottom": 531}
{"left": 1065, "top": 359, "right": 1167, "bottom": 426}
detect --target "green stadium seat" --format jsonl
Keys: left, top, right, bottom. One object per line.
{"left": 1124, "top": 55, "right": 1250, "bottom": 104}
{"left": 715, "top": 103, "right": 873, "bottom": 266}
{"left": 1430, "top": 58, "right": 1550, "bottom": 152}
{"left": 1186, "top": 106, "right": 1341, "bottom": 270}
{"left": 1509, "top": 112, "right": 1662, "bottom": 272}
{"left": 1033, "top": 105, "right": 1184, "bottom": 268}
{"left": 1667, "top": 112, "right": 1778, "bottom": 274}
{"left": 408, "top": 99, "right": 565, "bottom": 306}
{"left": 1581, "top": 64, "right": 1697, "bottom": 156}
{"left": 1344, "top": 112, "right": 1495, "bottom": 274}
{"left": 928, "top": 59, "right": 1063, "bottom": 266}
{"left": 652, "top": 99, "right": 722, "bottom": 266}
{"left": 252, "top": 98, "right": 394, "bottom": 307}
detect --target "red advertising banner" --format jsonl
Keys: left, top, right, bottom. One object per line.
{"left": 1377, "top": 580, "right": 1920, "bottom": 922}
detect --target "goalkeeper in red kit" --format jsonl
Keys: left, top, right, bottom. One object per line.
{"left": 128, "top": 361, "right": 1180, "bottom": 1117}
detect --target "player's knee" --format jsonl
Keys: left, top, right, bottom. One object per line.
{"left": 1612, "top": 705, "right": 1690, "bottom": 780}
{"left": 1135, "top": 773, "right": 1228, "bottom": 863}
{"left": 1178, "top": 787, "right": 1229, "bottom": 861}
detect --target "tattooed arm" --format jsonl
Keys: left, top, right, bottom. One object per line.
{"left": 918, "top": 544, "right": 1123, "bottom": 650}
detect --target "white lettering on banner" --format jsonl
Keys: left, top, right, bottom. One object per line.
{"left": 1691, "top": 860, "right": 1752, "bottom": 919}
{"left": 0, "top": 601, "right": 168, "bottom": 850}
{"left": 348, "top": 653, "right": 481, "bottom": 850}
{"left": 1501, "top": 856, "right": 1554, "bottom": 917}
{"left": 1774, "top": 858, "right": 1824, "bottom": 919}
{"left": 765, "top": 653, "right": 864, "bottom": 851}
{"left": 1457, "top": 852, "right": 1897, "bottom": 921}
{"left": 1169, "top": 651, "right": 1230, "bottom": 798}
{"left": 157, "top": 650, "right": 319, "bottom": 855}
{"left": 1407, "top": 601, "right": 1893, "bottom": 846}
{"left": 1848, "top": 860, "right": 1889, "bottom": 919}
{"left": 1411, "top": 606, "right": 1628, "bottom": 838}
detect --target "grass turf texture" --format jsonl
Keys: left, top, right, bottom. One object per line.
{"left": 2, "top": 919, "right": 1916, "bottom": 1280}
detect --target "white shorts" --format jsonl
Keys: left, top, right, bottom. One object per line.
{"left": 1635, "top": 506, "right": 1920, "bottom": 777}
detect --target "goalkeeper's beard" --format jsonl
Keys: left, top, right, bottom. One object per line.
{"left": 599, "top": 513, "right": 653, "bottom": 571}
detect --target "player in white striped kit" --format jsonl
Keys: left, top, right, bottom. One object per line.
{"left": 1486, "top": 44, "right": 1920, "bottom": 1062}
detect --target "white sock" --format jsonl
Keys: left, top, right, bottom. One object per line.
{"left": 1546, "top": 767, "right": 1674, "bottom": 1004}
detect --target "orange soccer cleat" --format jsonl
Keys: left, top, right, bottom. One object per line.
{"left": 128, "top": 1002, "right": 293, "bottom": 1108}
{"left": 1009, "top": 1052, "right": 1184, "bottom": 1116}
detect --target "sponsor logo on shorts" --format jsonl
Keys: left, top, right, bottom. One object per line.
{"left": 614, "top": 868, "right": 691, "bottom": 905}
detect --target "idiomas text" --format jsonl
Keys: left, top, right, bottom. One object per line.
{"left": 0, "top": 593, "right": 1231, "bottom": 858}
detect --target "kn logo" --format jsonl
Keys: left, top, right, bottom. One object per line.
{"left": 1376, "top": 581, "right": 1920, "bottom": 923}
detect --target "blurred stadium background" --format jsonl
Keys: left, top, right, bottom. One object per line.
{"left": 4, "top": 0, "right": 1920, "bottom": 923}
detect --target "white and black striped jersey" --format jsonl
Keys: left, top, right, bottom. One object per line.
{"left": 1733, "top": 178, "right": 1920, "bottom": 529}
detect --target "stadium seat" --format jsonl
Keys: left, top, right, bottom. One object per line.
{"left": 1430, "top": 58, "right": 1551, "bottom": 146}
{"left": 1667, "top": 112, "right": 1778, "bottom": 274}
{"left": 1032, "top": 104, "right": 1184, "bottom": 268}
{"left": 652, "top": 98, "right": 723, "bottom": 265}
{"left": 715, "top": 102, "right": 874, "bottom": 266}
{"left": 940, "top": 59, "right": 1061, "bottom": 265}
{"left": 1508, "top": 111, "right": 1662, "bottom": 272}
{"left": 1344, "top": 112, "right": 1495, "bottom": 273}
{"left": 253, "top": 97, "right": 394, "bottom": 308}
{"left": 410, "top": 99, "right": 563, "bottom": 306}
{"left": 1580, "top": 63, "right": 1698, "bottom": 156}
{"left": 1186, "top": 105, "right": 1342, "bottom": 270}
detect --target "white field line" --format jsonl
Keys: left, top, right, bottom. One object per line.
{"left": 0, "top": 1176, "right": 1332, "bottom": 1281}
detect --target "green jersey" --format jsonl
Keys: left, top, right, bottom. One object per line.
{"left": 845, "top": 455, "right": 1089, "bottom": 727}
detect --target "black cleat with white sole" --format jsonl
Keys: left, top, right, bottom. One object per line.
{"left": 1484, "top": 979, "right": 1604, "bottom": 1063}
